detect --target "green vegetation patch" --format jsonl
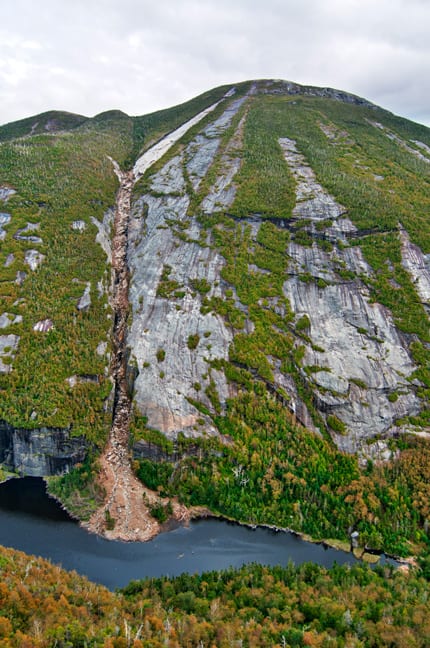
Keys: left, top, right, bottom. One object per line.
{"left": 0, "top": 119, "right": 131, "bottom": 437}
{"left": 231, "top": 97, "right": 296, "bottom": 218}
{"left": 47, "top": 457, "right": 104, "bottom": 521}
{"left": 187, "top": 334, "right": 200, "bottom": 350}
{"left": 156, "top": 264, "right": 181, "bottom": 298}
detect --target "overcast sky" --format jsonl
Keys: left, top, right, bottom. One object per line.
{"left": 1, "top": 0, "right": 429, "bottom": 127}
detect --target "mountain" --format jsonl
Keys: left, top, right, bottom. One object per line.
{"left": 0, "top": 80, "right": 429, "bottom": 558}
{"left": 0, "top": 109, "right": 89, "bottom": 141}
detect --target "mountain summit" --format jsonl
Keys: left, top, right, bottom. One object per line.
{"left": 0, "top": 80, "right": 429, "bottom": 553}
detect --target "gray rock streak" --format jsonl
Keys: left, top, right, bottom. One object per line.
{"left": 279, "top": 137, "right": 346, "bottom": 222}
{"left": 128, "top": 157, "right": 234, "bottom": 438}
{"left": 400, "top": 225, "right": 430, "bottom": 311}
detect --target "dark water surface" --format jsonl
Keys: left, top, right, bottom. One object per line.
{"left": 0, "top": 477, "right": 393, "bottom": 590}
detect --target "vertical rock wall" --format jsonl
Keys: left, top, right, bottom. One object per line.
{"left": 0, "top": 421, "right": 86, "bottom": 477}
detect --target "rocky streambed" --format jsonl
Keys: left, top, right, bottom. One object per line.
{"left": 86, "top": 92, "right": 240, "bottom": 540}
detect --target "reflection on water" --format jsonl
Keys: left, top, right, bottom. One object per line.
{"left": 0, "top": 477, "right": 393, "bottom": 590}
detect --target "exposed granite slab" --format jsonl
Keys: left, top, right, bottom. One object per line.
{"left": 0, "top": 187, "right": 16, "bottom": 201}
{"left": 129, "top": 185, "right": 233, "bottom": 436}
{"left": 200, "top": 109, "right": 247, "bottom": 214}
{"left": 92, "top": 208, "right": 114, "bottom": 263}
{"left": 4, "top": 253, "right": 15, "bottom": 268}
{"left": 128, "top": 105, "right": 251, "bottom": 438}
{"left": 368, "top": 121, "right": 430, "bottom": 164}
{"left": 0, "top": 313, "right": 22, "bottom": 329}
{"left": 133, "top": 94, "right": 231, "bottom": 179}
{"left": 283, "top": 276, "right": 420, "bottom": 452}
{"left": 0, "top": 334, "right": 19, "bottom": 373}
{"left": 279, "top": 137, "right": 346, "bottom": 221}
{"left": 24, "top": 249, "right": 45, "bottom": 271}
{"left": 77, "top": 282, "right": 91, "bottom": 311}
{"left": 400, "top": 225, "right": 430, "bottom": 311}
{"left": 0, "top": 213, "right": 11, "bottom": 240}
{"left": 14, "top": 222, "right": 43, "bottom": 244}
{"left": 72, "top": 220, "right": 87, "bottom": 231}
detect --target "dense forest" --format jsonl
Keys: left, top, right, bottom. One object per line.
{"left": 0, "top": 544, "right": 430, "bottom": 647}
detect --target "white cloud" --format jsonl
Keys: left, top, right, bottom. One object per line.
{"left": 0, "top": 0, "right": 429, "bottom": 126}
{"left": 21, "top": 40, "right": 43, "bottom": 50}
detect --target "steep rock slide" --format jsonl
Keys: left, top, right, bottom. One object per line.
{"left": 87, "top": 94, "right": 234, "bottom": 540}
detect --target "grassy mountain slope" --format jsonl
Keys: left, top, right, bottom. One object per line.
{"left": 0, "top": 110, "right": 89, "bottom": 142}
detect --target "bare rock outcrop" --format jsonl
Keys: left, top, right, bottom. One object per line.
{"left": 258, "top": 80, "right": 376, "bottom": 109}
{"left": 71, "top": 220, "right": 87, "bottom": 231}
{"left": 92, "top": 209, "right": 114, "bottom": 263}
{"left": 33, "top": 319, "right": 54, "bottom": 333}
{"left": 4, "top": 253, "right": 14, "bottom": 268}
{"left": 126, "top": 106, "right": 426, "bottom": 456}
{"left": 200, "top": 109, "right": 247, "bottom": 214}
{"left": 14, "top": 222, "right": 43, "bottom": 244}
{"left": 0, "top": 187, "right": 16, "bottom": 201}
{"left": 0, "top": 313, "right": 22, "bottom": 329}
{"left": 76, "top": 282, "right": 91, "bottom": 311}
{"left": 0, "top": 421, "right": 86, "bottom": 476}
{"left": 279, "top": 138, "right": 346, "bottom": 221}
{"left": 368, "top": 120, "right": 430, "bottom": 164}
{"left": 127, "top": 97, "right": 248, "bottom": 438}
{"left": 400, "top": 225, "right": 430, "bottom": 312}
{"left": 129, "top": 168, "right": 233, "bottom": 437}
{"left": 283, "top": 275, "right": 420, "bottom": 452}
{"left": 24, "top": 249, "right": 45, "bottom": 271}
{"left": 278, "top": 137, "right": 422, "bottom": 453}
{"left": 133, "top": 91, "right": 236, "bottom": 180}
{"left": 0, "top": 334, "right": 19, "bottom": 373}
{"left": 0, "top": 213, "right": 11, "bottom": 240}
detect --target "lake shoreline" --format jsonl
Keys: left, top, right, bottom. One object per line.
{"left": 196, "top": 509, "right": 409, "bottom": 568}
{"left": 2, "top": 473, "right": 408, "bottom": 569}
{"left": 0, "top": 476, "right": 404, "bottom": 590}
{"left": 49, "top": 474, "right": 409, "bottom": 568}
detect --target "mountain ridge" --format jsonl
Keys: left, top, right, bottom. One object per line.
{"left": 0, "top": 78, "right": 380, "bottom": 144}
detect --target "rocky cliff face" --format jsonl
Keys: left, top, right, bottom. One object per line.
{"left": 127, "top": 97, "right": 247, "bottom": 437}
{"left": 254, "top": 79, "right": 377, "bottom": 108}
{"left": 0, "top": 421, "right": 86, "bottom": 477}
{"left": 400, "top": 226, "right": 430, "bottom": 315}
{"left": 122, "top": 83, "right": 428, "bottom": 458}
{"left": 278, "top": 137, "right": 420, "bottom": 454}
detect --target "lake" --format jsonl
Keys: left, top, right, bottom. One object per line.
{"left": 0, "top": 477, "right": 394, "bottom": 590}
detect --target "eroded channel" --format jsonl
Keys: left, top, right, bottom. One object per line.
{"left": 87, "top": 94, "right": 235, "bottom": 540}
